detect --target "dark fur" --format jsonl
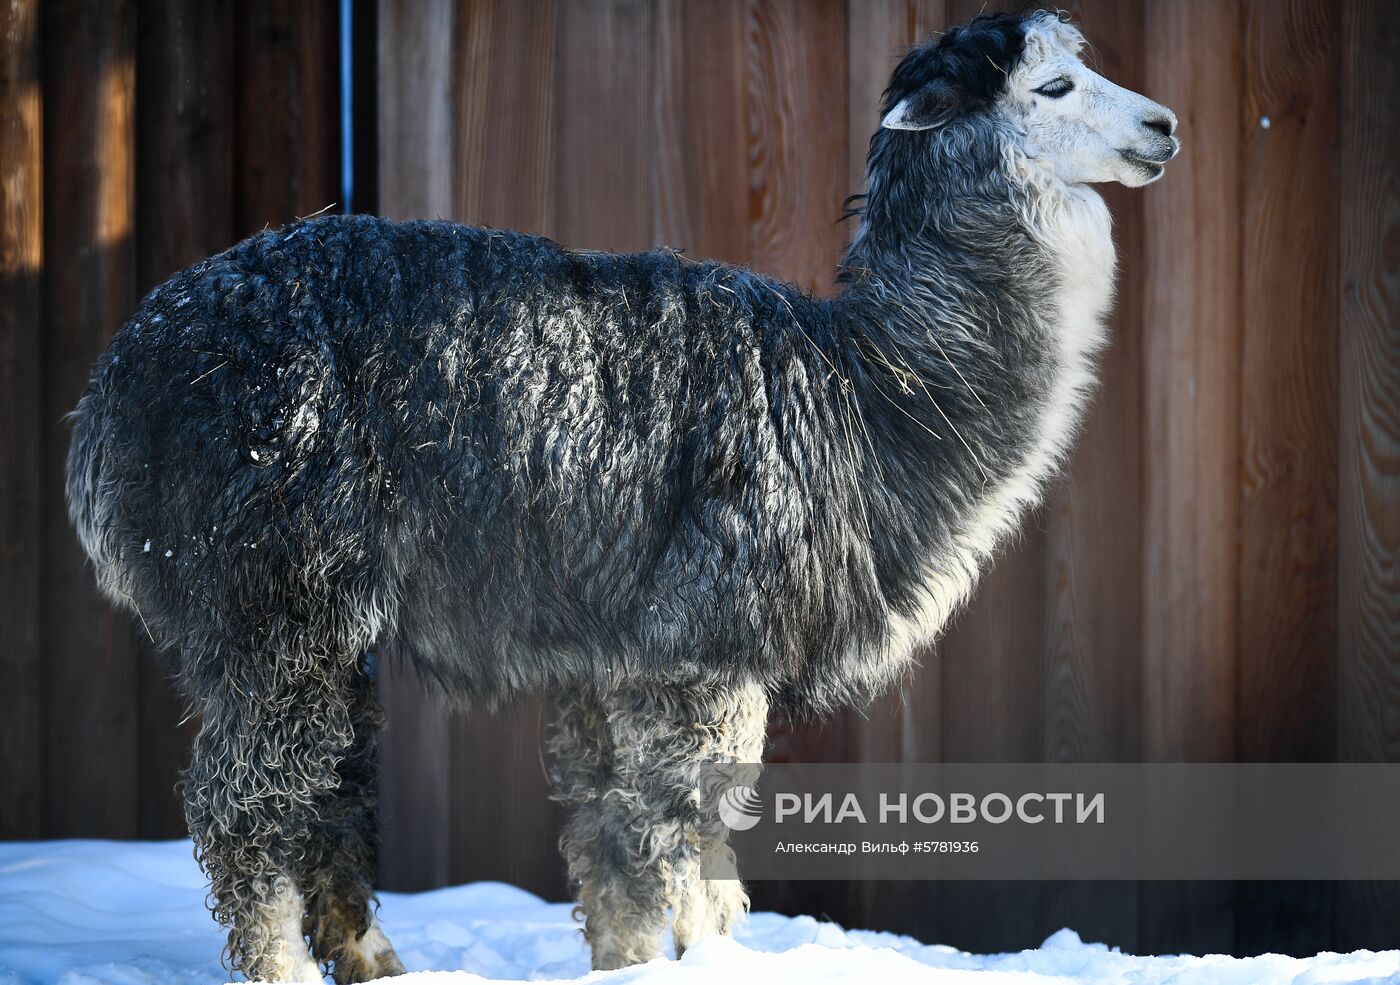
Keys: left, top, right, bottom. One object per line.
{"left": 68, "top": 11, "right": 1077, "bottom": 979}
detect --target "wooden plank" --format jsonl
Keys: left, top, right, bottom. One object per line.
{"left": 40, "top": 0, "right": 140, "bottom": 838}
{"left": 1237, "top": 0, "right": 1340, "bottom": 763}
{"left": 1041, "top": 0, "right": 1144, "bottom": 771}
{"left": 552, "top": 0, "right": 653, "bottom": 252}
{"left": 375, "top": 0, "right": 456, "bottom": 892}
{"left": 1235, "top": 0, "right": 1341, "bottom": 958}
{"left": 136, "top": 0, "right": 235, "bottom": 290}
{"left": 1336, "top": 0, "right": 1400, "bottom": 773}
{"left": 376, "top": 0, "right": 453, "bottom": 224}
{"left": 449, "top": 698, "right": 566, "bottom": 899}
{"left": 0, "top": 0, "right": 43, "bottom": 839}
{"left": 932, "top": 543, "right": 1046, "bottom": 953}
{"left": 375, "top": 658, "right": 453, "bottom": 891}
{"left": 745, "top": 0, "right": 848, "bottom": 299}
{"left": 1141, "top": 0, "right": 1241, "bottom": 767}
{"left": 236, "top": 0, "right": 339, "bottom": 232}
{"left": 350, "top": 0, "right": 379, "bottom": 215}
{"left": 455, "top": 0, "right": 556, "bottom": 236}
{"left": 652, "top": 0, "right": 748, "bottom": 263}
{"left": 132, "top": 0, "right": 235, "bottom": 840}
{"left": 1333, "top": 0, "right": 1400, "bottom": 953}
{"left": 446, "top": 0, "right": 565, "bottom": 901}
{"left": 1138, "top": 0, "right": 1243, "bottom": 958}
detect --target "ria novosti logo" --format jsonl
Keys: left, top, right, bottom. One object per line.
{"left": 716, "top": 784, "right": 764, "bottom": 831}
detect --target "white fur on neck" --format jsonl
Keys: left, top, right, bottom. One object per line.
{"left": 883, "top": 155, "right": 1115, "bottom": 662}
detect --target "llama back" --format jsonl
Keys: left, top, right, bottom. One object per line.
{"left": 65, "top": 214, "right": 886, "bottom": 702}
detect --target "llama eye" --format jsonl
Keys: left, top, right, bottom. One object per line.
{"left": 1033, "top": 77, "right": 1074, "bottom": 98}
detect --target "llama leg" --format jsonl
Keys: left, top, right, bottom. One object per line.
{"left": 183, "top": 650, "right": 363, "bottom": 982}
{"left": 644, "top": 681, "right": 769, "bottom": 958}
{"left": 301, "top": 660, "right": 406, "bottom": 983}
{"left": 551, "top": 679, "right": 769, "bottom": 969}
{"left": 547, "top": 686, "right": 652, "bottom": 970}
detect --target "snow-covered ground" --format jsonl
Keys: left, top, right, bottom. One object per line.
{"left": 2, "top": 842, "right": 1398, "bottom": 985}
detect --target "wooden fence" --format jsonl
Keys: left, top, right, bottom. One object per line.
{"left": 2, "top": 0, "right": 1397, "bottom": 959}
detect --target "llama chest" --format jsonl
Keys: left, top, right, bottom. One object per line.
{"left": 880, "top": 187, "right": 1115, "bottom": 666}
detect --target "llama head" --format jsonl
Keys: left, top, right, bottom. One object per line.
{"left": 880, "top": 10, "right": 1178, "bottom": 188}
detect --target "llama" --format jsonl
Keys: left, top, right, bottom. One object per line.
{"left": 66, "top": 10, "right": 1176, "bottom": 981}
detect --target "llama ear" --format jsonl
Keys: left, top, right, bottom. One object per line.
{"left": 881, "top": 82, "right": 960, "bottom": 131}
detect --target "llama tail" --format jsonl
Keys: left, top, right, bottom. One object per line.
{"left": 65, "top": 384, "right": 131, "bottom": 610}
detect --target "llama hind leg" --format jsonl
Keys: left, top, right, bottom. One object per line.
{"left": 185, "top": 703, "right": 323, "bottom": 982}
{"left": 183, "top": 644, "right": 366, "bottom": 982}
{"left": 301, "top": 659, "right": 406, "bottom": 983}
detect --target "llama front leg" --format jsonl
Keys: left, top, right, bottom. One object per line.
{"left": 548, "top": 686, "right": 664, "bottom": 970}
{"left": 638, "top": 681, "right": 769, "bottom": 958}
{"left": 301, "top": 662, "right": 406, "bottom": 984}
{"left": 550, "top": 679, "right": 769, "bottom": 969}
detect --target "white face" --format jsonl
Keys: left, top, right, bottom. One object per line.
{"left": 882, "top": 17, "right": 1180, "bottom": 188}
{"left": 1004, "top": 19, "right": 1179, "bottom": 187}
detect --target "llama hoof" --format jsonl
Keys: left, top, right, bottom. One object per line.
{"left": 591, "top": 955, "right": 638, "bottom": 972}
{"left": 249, "top": 947, "right": 324, "bottom": 984}
{"left": 590, "top": 944, "right": 663, "bottom": 971}
{"left": 331, "top": 920, "right": 407, "bottom": 983}
{"left": 585, "top": 940, "right": 660, "bottom": 968}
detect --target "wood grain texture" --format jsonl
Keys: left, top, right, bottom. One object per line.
{"left": 39, "top": 0, "right": 140, "bottom": 837}
{"left": 1235, "top": 0, "right": 1341, "bottom": 958}
{"left": 376, "top": 662, "right": 453, "bottom": 892}
{"left": 1237, "top": 0, "right": 1340, "bottom": 764}
{"left": 132, "top": 0, "right": 235, "bottom": 840}
{"left": 1332, "top": 0, "right": 1400, "bottom": 953}
{"left": 235, "top": 0, "right": 339, "bottom": 231}
{"left": 375, "top": 0, "right": 455, "bottom": 892}
{"left": 0, "top": 0, "right": 43, "bottom": 838}
{"left": 448, "top": 699, "right": 564, "bottom": 898}
{"left": 653, "top": 0, "right": 748, "bottom": 263}
{"left": 745, "top": 0, "right": 848, "bottom": 299}
{"left": 1141, "top": 0, "right": 1241, "bottom": 765}
{"left": 554, "top": 0, "right": 652, "bottom": 252}
{"left": 455, "top": 0, "right": 556, "bottom": 235}
{"left": 1337, "top": 0, "right": 1400, "bottom": 766}
{"left": 1042, "top": 0, "right": 1143, "bottom": 769}
{"left": 1137, "top": 0, "right": 1243, "bottom": 957}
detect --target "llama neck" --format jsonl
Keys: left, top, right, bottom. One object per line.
{"left": 830, "top": 124, "right": 1117, "bottom": 648}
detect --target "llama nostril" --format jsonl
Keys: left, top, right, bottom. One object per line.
{"left": 1143, "top": 116, "right": 1174, "bottom": 138}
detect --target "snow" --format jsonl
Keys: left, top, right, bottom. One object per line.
{"left": 2, "top": 841, "right": 1398, "bottom": 985}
